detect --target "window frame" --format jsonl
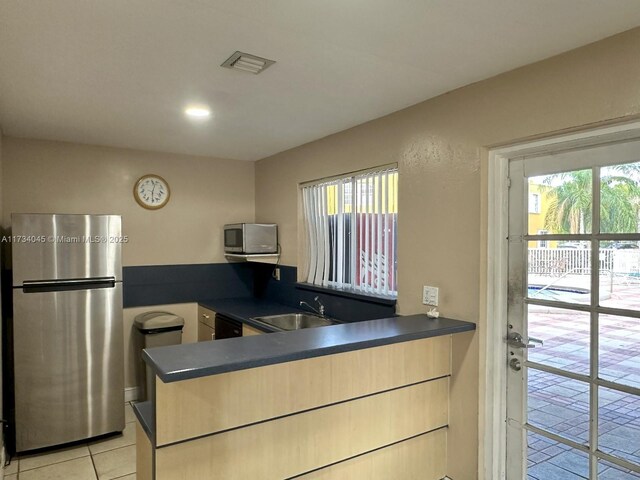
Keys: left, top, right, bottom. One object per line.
{"left": 300, "top": 164, "right": 398, "bottom": 299}
{"left": 529, "top": 192, "right": 541, "bottom": 213}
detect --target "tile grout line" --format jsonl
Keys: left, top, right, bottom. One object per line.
{"left": 15, "top": 402, "right": 136, "bottom": 479}
{"left": 90, "top": 449, "right": 100, "bottom": 480}
{"left": 13, "top": 402, "right": 136, "bottom": 480}
{"left": 18, "top": 435, "right": 137, "bottom": 477}
{"left": 16, "top": 445, "right": 91, "bottom": 474}
{"left": 91, "top": 444, "right": 138, "bottom": 480}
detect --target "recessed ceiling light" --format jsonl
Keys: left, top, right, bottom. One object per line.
{"left": 221, "top": 51, "right": 275, "bottom": 75}
{"left": 184, "top": 106, "right": 211, "bottom": 119}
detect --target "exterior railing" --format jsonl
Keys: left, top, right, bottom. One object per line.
{"left": 527, "top": 248, "right": 638, "bottom": 276}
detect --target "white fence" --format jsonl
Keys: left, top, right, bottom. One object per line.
{"left": 527, "top": 248, "right": 640, "bottom": 276}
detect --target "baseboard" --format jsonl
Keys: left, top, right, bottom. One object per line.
{"left": 125, "top": 386, "right": 141, "bottom": 403}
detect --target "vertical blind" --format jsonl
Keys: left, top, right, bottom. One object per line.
{"left": 302, "top": 166, "right": 398, "bottom": 297}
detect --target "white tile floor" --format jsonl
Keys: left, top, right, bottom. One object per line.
{"left": 3, "top": 402, "right": 137, "bottom": 480}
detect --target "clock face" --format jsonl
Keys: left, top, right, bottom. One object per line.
{"left": 134, "top": 175, "right": 170, "bottom": 209}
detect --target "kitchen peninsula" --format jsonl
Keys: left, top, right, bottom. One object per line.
{"left": 134, "top": 314, "right": 475, "bottom": 480}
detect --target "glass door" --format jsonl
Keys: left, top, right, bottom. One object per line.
{"left": 506, "top": 144, "right": 640, "bottom": 479}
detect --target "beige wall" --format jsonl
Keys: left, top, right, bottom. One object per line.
{"left": 255, "top": 28, "right": 640, "bottom": 479}
{"left": 1, "top": 138, "right": 256, "bottom": 392}
{"left": 1, "top": 137, "right": 255, "bottom": 266}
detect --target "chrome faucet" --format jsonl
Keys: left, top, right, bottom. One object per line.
{"left": 300, "top": 296, "right": 325, "bottom": 316}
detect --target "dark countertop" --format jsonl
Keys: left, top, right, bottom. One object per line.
{"left": 199, "top": 298, "right": 307, "bottom": 332}
{"left": 143, "top": 312, "right": 476, "bottom": 383}
{"left": 132, "top": 401, "right": 154, "bottom": 440}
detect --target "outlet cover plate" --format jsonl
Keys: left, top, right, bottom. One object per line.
{"left": 422, "top": 285, "right": 439, "bottom": 306}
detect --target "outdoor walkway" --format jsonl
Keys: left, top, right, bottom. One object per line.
{"left": 525, "top": 277, "right": 640, "bottom": 479}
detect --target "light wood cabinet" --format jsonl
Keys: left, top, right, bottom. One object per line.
{"left": 197, "top": 305, "right": 216, "bottom": 341}
{"left": 156, "top": 379, "right": 448, "bottom": 480}
{"left": 198, "top": 322, "right": 215, "bottom": 341}
{"left": 242, "top": 324, "right": 262, "bottom": 336}
{"left": 155, "top": 335, "right": 450, "bottom": 445}
{"left": 136, "top": 421, "right": 153, "bottom": 480}
{"left": 141, "top": 333, "right": 459, "bottom": 480}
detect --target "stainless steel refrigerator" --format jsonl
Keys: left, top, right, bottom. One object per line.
{"left": 11, "top": 213, "right": 124, "bottom": 452}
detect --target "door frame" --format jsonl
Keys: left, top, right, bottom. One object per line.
{"left": 482, "top": 118, "right": 640, "bottom": 480}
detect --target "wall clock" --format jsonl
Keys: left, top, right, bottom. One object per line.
{"left": 134, "top": 174, "right": 171, "bottom": 209}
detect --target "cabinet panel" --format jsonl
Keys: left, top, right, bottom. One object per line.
{"left": 136, "top": 421, "right": 153, "bottom": 480}
{"left": 197, "top": 305, "right": 215, "bottom": 328}
{"left": 197, "top": 322, "right": 215, "bottom": 342}
{"left": 155, "top": 335, "right": 451, "bottom": 446}
{"left": 242, "top": 324, "right": 262, "bottom": 336}
{"left": 156, "top": 378, "right": 449, "bottom": 480}
{"left": 297, "top": 428, "right": 446, "bottom": 480}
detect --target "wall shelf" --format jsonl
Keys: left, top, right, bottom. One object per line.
{"left": 225, "top": 253, "right": 280, "bottom": 265}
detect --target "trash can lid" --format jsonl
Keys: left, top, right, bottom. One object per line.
{"left": 134, "top": 311, "right": 185, "bottom": 331}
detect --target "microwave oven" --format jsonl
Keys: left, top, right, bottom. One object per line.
{"left": 224, "top": 223, "right": 278, "bottom": 254}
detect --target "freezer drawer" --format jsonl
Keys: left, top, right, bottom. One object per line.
{"left": 11, "top": 214, "right": 122, "bottom": 285}
{"left": 13, "top": 283, "right": 124, "bottom": 452}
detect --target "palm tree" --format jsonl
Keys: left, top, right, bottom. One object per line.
{"left": 541, "top": 164, "right": 640, "bottom": 234}
{"left": 542, "top": 170, "right": 591, "bottom": 234}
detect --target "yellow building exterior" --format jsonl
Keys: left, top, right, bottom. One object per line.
{"left": 528, "top": 180, "right": 558, "bottom": 248}
{"left": 326, "top": 172, "right": 398, "bottom": 215}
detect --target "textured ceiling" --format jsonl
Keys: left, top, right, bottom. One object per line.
{"left": 1, "top": 0, "right": 639, "bottom": 160}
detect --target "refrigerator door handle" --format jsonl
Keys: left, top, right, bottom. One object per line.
{"left": 22, "top": 277, "right": 116, "bottom": 292}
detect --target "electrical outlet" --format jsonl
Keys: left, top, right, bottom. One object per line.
{"left": 422, "top": 285, "right": 439, "bottom": 306}
{"left": 272, "top": 267, "right": 281, "bottom": 281}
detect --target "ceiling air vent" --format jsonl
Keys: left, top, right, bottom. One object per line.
{"left": 221, "top": 51, "right": 275, "bottom": 74}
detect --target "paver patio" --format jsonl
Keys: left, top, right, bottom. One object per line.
{"left": 524, "top": 274, "right": 640, "bottom": 478}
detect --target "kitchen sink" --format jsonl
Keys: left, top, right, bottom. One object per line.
{"left": 251, "top": 313, "right": 338, "bottom": 331}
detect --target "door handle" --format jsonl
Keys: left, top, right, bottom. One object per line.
{"left": 528, "top": 336, "right": 544, "bottom": 346}
{"left": 507, "top": 332, "right": 542, "bottom": 349}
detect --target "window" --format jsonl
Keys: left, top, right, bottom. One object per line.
{"left": 537, "top": 229, "right": 548, "bottom": 248}
{"left": 529, "top": 192, "right": 541, "bottom": 213}
{"left": 301, "top": 165, "right": 398, "bottom": 297}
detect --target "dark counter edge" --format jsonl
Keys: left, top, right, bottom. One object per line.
{"left": 132, "top": 401, "right": 154, "bottom": 442}
{"left": 143, "top": 316, "right": 476, "bottom": 384}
